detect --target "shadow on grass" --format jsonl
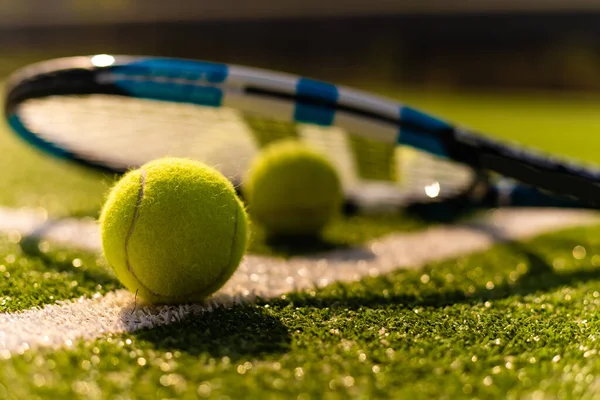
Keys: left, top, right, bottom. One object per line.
{"left": 18, "top": 225, "right": 117, "bottom": 287}
{"left": 265, "top": 234, "right": 352, "bottom": 256}
{"left": 128, "top": 305, "right": 291, "bottom": 361}
{"left": 246, "top": 204, "right": 467, "bottom": 258}
{"left": 248, "top": 226, "right": 354, "bottom": 258}
{"left": 403, "top": 200, "right": 482, "bottom": 225}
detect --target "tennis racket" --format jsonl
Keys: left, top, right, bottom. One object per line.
{"left": 3, "top": 54, "right": 597, "bottom": 212}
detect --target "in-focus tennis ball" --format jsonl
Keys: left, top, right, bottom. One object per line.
{"left": 243, "top": 139, "right": 343, "bottom": 237}
{"left": 99, "top": 157, "right": 248, "bottom": 305}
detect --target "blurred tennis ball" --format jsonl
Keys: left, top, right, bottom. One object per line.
{"left": 99, "top": 157, "right": 248, "bottom": 305}
{"left": 243, "top": 139, "right": 343, "bottom": 237}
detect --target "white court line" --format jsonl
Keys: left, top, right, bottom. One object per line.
{"left": 0, "top": 207, "right": 598, "bottom": 357}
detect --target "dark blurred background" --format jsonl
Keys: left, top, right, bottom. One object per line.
{"left": 2, "top": 0, "right": 600, "bottom": 91}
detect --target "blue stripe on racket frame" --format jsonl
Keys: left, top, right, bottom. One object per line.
{"left": 294, "top": 78, "right": 338, "bottom": 126}
{"left": 110, "top": 59, "right": 228, "bottom": 107}
{"left": 398, "top": 106, "right": 450, "bottom": 157}
{"left": 8, "top": 114, "right": 75, "bottom": 160}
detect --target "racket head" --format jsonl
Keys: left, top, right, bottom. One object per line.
{"left": 3, "top": 55, "right": 491, "bottom": 212}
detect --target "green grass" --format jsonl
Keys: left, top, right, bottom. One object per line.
{"left": 0, "top": 235, "right": 119, "bottom": 313}
{"left": 0, "top": 118, "right": 113, "bottom": 218}
{"left": 0, "top": 208, "right": 431, "bottom": 313}
{"left": 3, "top": 224, "right": 600, "bottom": 398}
{"left": 3, "top": 66, "right": 600, "bottom": 398}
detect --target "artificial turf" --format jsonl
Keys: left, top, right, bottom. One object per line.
{"left": 3, "top": 70, "right": 600, "bottom": 398}
{"left": 0, "top": 235, "right": 119, "bottom": 313}
{"left": 0, "top": 206, "right": 433, "bottom": 314}
{"left": 2, "top": 224, "right": 600, "bottom": 399}
{"left": 0, "top": 119, "right": 111, "bottom": 218}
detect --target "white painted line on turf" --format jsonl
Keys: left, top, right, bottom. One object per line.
{"left": 0, "top": 207, "right": 100, "bottom": 252}
{"left": 0, "top": 207, "right": 598, "bottom": 356}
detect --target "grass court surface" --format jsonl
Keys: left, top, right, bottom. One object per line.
{"left": 2, "top": 71, "right": 600, "bottom": 398}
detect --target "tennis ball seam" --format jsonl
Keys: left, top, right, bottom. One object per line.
{"left": 123, "top": 168, "right": 163, "bottom": 299}
{"left": 121, "top": 167, "right": 244, "bottom": 301}
{"left": 227, "top": 205, "right": 240, "bottom": 276}
{"left": 195, "top": 203, "right": 243, "bottom": 298}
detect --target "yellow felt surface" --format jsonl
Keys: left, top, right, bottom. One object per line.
{"left": 243, "top": 139, "right": 343, "bottom": 236}
{"left": 99, "top": 158, "right": 248, "bottom": 304}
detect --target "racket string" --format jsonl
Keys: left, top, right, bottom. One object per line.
{"left": 16, "top": 94, "right": 477, "bottom": 210}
